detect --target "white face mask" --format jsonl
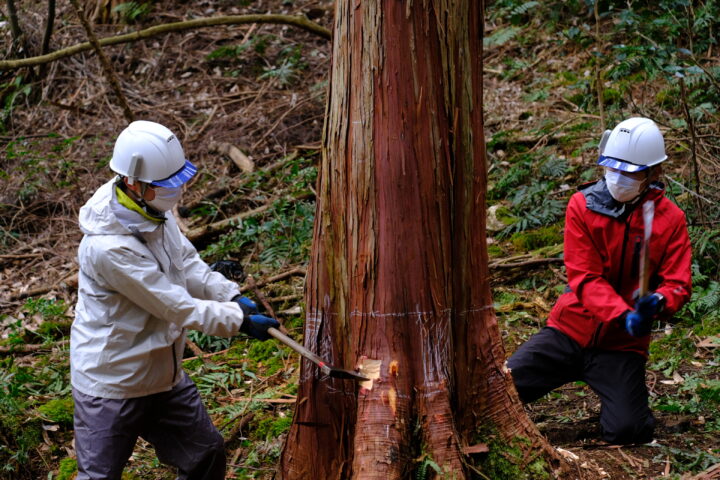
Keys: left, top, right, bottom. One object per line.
{"left": 604, "top": 169, "right": 645, "bottom": 203}
{"left": 146, "top": 186, "right": 183, "bottom": 212}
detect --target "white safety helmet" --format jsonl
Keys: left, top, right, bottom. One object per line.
{"left": 110, "top": 120, "right": 197, "bottom": 187}
{"left": 597, "top": 117, "right": 667, "bottom": 173}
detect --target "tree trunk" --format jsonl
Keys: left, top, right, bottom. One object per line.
{"left": 280, "top": 1, "right": 560, "bottom": 478}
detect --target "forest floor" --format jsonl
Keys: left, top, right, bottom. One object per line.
{"left": 1, "top": 1, "right": 719, "bottom": 479}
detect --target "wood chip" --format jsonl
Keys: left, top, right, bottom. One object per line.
{"left": 209, "top": 141, "right": 254, "bottom": 173}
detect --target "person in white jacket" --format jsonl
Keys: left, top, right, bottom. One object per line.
{"left": 71, "top": 120, "right": 279, "bottom": 480}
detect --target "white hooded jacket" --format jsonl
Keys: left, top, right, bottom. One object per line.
{"left": 71, "top": 179, "right": 245, "bottom": 399}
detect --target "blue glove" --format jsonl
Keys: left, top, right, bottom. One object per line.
{"left": 625, "top": 293, "right": 664, "bottom": 337}
{"left": 240, "top": 314, "right": 280, "bottom": 341}
{"left": 233, "top": 295, "right": 259, "bottom": 317}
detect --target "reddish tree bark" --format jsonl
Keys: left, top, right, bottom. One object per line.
{"left": 280, "top": 1, "right": 561, "bottom": 478}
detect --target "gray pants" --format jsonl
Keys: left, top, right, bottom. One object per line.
{"left": 73, "top": 372, "right": 226, "bottom": 480}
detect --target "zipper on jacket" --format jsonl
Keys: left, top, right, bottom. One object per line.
{"left": 615, "top": 217, "right": 632, "bottom": 289}
{"left": 630, "top": 236, "right": 641, "bottom": 279}
{"left": 591, "top": 214, "right": 633, "bottom": 349}
{"left": 171, "top": 342, "right": 178, "bottom": 383}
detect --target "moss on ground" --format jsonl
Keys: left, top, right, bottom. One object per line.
{"left": 38, "top": 397, "right": 74, "bottom": 427}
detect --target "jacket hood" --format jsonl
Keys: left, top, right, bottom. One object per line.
{"left": 79, "top": 178, "right": 162, "bottom": 236}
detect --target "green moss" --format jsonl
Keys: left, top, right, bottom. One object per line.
{"left": 56, "top": 457, "right": 77, "bottom": 480}
{"left": 602, "top": 87, "right": 623, "bottom": 105}
{"left": 470, "top": 426, "right": 552, "bottom": 479}
{"left": 183, "top": 358, "right": 203, "bottom": 370}
{"left": 510, "top": 225, "right": 563, "bottom": 252}
{"left": 495, "top": 206, "right": 517, "bottom": 226}
{"left": 38, "top": 397, "right": 74, "bottom": 426}
{"left": 254, "top": 415, "right": 293, "bottom": 440}
{"left": 247, "top": 339, "right": 289, "bottom": 375}
{"left": 37, "top": 320, "right": 71, "bottom": 340}
{"left": 282, "top": 382, "right": 298, "bottom": 396}
{"left": 655, "top": 87, "right": 678, "bottom": 108}
{"left": 487, "top": 244, "right": 504, "bottom": 258}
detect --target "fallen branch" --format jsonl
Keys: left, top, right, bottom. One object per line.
{"left": 69, "top": 0, "right": 135, "bottom": 122}
{"left": 0, "top": 340, "right": 69, "bottom": 355}
{"left": 218, "top": 396, "right": 296, "bottom": 404}
{"left": 186, "top": 202, "right": 275, "bottom": 243}
{"left": 223, "top": 412, "right": 255, "bottom": 444}
{"left": 238, "top": 267, "right": 306, "bottom": 293}
{"left": 245, "top": 275, "right": 289, "bottom": 335}
{"left": 489, "top": 257, "right": 564, "bottom": 269}
{"left": 9, "top": 272, "right": 78, "bottom": 301}
{"left": 183, "top": 150, "right": 302, "bottom": 213}
{"left": 186, "top": 192, "right": 313, "bottom": 244}
{"left": 0, "top": 15, "right": 331, "bottom": 71}
{"left": 185, "top": 338, "right": 205, "bottom": 359}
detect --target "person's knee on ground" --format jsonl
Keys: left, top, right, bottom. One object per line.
{"left": 600, "top": 404, "right": 655, "bottom": 444}
{"left": 507, "top": 327, "right": 582, "bottom": 403}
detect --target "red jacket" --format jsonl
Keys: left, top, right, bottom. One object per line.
{"left": 547, "top": 180, "right": 692, "bottom": 356}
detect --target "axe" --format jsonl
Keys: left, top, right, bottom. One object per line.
{"left": 638, "top": 200, "right": 655, "bottom": 297}
{"left": 246, "top": 275, "right": 369, "bottom": 382}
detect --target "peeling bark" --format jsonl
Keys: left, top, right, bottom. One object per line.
{"left": 280, "top": 1, "right": 560, "bottom": 478}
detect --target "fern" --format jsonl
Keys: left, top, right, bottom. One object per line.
{"left": 511, "top": 1, "right": 540, "bottom": 17}
{"left": 539, "top": 156, "right": 568, "bottom": 178}
{"left": 696, "top": 281, "right": 720, "bottom": 313}
{"left": 484, "top": 26, "right": 520, "bottom": 48}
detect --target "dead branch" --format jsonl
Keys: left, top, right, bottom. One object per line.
{"left": 9, "top": 272, "right": 78, "bottom": 301}
{"left": 209, "top": 141, "right": 254, "bottom": 173}
{"left": 238, "top": 266, "right": 306, "bottom": 293}
{"left": 5, "top": 0, "right": 24, "bottom": 54}
{"left": 0, "top": 14, "right": 331, "bottom": 71}
{"left": 0, "top": 340, "right": 69, "bottom": 355}
{"left": 245, "top": 274, "right": 289, "bottom": 335}
{"left": 41, "top": 0, "right": 56, "bottom": 56}
{"left": 183, "top": 150, "right": 300, "bottom": 212}
{"left": 69, "top": 0, "right": 135, "bottom": 122}
{"left": 222, "top": 412, "right": 254, "bottom": 444}
{"left": 185, "top": 192, "right": 313, "bottom": 244}
{"left": 489, "top": 257, "right": 564, "bottom": 269}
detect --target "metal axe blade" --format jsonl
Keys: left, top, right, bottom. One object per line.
{"left": 267, "top": 327, "right": 370, "bottom": 382}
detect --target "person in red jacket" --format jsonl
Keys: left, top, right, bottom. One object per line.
{"left": 507, "top": 117, "right": 692, "bottom": 444}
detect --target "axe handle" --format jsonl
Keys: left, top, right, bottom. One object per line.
{"left": 267, "top": 327, "right": 331, "bottom": 376}
{"left": 638, "top": 200, "right": 655, "bottom": 297}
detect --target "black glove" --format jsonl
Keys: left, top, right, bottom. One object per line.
{"left": 625, "top": 292, "right": 665, "bottom": 337}
{"left": 240, "top": 314, "right": 280, "bottom": 341}
{"left": 232, "top": 295, "right": 259, "bottom": 317}
{"left": 209, "top": 260, "right": 246, "bottom": 281}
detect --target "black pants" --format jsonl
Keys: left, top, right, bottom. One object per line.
{"left": 507, "top": 327, "right": 655, "bottom": 444}
{"left": 73, "top": 372, "right": 226, "bottom": 480}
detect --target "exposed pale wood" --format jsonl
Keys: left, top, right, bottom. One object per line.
{"left": 209, "top": 141, "right": 255, "bottom": 173}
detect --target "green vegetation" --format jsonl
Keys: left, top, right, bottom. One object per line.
{"left": 112, "top": 1, "right": 153, "bottom": 23}
{"left": 37, "top": 397, "right": 74, "bottom": 427}
{"left": 207, "top": 34, "right": 308, "bottom": 85}
{"left": 0, "top": 0, "right": 718, "bottom": 477}
{"left": 56, "top": 458, "right": 77, "bottom": 480}
{"left": 469, "top": 426, "right": 551, "bottom": 480}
